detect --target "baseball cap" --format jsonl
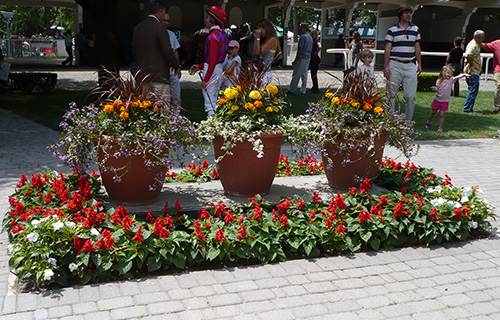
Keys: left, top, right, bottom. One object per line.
{"left": 228, "top": 40, "right": 240, "bottom": 48}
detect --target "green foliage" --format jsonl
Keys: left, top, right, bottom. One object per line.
{"left": 0, "top": 6, "right": 74, "bottom": 36}
{"left": 417, "top": 73, "right": 439, "bottom": 92}
{"left": 6, "top": 73, "right": 57, "bottom": 94}
{"left": 4, "top": 160, "right": 496, "bottom": 290}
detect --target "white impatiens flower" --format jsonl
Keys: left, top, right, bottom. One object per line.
{"left": 27, "top": 231, "right": 39, "bottom": 242}
{"left": 31, "top": 219, "right": 42, "bottom": 227}
{"left": 461, "top": 194, "right": 469, "bottom": 203}
{"left": 43, "top": 269, "right": 54, "bottom": 281}
{"left": 53, "top": 221, "right": 64, "bottom": 231}
{"left": 427, "top": 186, "right": 442, "bottom": 194}
{"left": 468, "top": 221, "right": 478, "bottom": 229}
{"left": 7, "top": 244, "right": 14, "bottom": 254}
{"left": 68, "top": 263, "right": 78, "bottom": 272}
{"left": 90, "top": 228, "right": 100, "bottom": 236}
{"left": 65, "top": 221, "right": 76, "bottom": 228}
{"left": 430, "top": 197, "right": 446, "bottom": 207}
{"left": 48, "top": 258, "right": 57, "bottom": 267}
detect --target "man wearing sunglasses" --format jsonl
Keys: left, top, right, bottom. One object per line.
{"left": 384, "top": 4, "right": 422, "bottom": 121}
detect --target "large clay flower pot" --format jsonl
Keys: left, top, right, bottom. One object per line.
{"left": 213, "top": 132, "right": 283, "bottom": 197}
{"left": 97, "top": 135, "right": 168, "bottom": 205}
{"left": 322, "top": 131, "right": 387, "bottom": 189}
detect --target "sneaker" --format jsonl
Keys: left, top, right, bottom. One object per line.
{"left": 425, "top": 122, "right": 431, "bottom": 129}
{"left": 437, "top": 127, "right": 443, "bottom": 132}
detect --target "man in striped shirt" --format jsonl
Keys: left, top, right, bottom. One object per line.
{"left": 384, "top": 4, "right": 422, "bottom": 121}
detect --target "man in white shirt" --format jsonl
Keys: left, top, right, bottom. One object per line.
{"left": 163, "top": 13, "right": 182, "bottom": 109}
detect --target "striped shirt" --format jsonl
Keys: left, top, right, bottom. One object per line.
{"left": 385, "top": 22, "right": 421, "bottom": 61}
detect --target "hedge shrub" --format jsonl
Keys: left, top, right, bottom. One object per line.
{"left": 417, "top": 73, "right": 439, "bottom": 92}
{"left": 5, "top": 73, "right": 57, "bottom": 94}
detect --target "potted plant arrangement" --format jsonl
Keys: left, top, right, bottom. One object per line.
{"left": 197, "top": 63, "right": 288, "bottom": 197}
{"left": 287, "top": 71, "right": 417, "bottom": 189}
{"left": 50, "top": 70, "right": 200, "bottom": 205}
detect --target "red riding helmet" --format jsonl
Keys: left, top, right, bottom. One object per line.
{"left": 206, "top": 6, "right": 226, "bottom": 25}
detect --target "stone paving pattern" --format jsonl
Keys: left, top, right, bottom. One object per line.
{"left": 0, "top": 67, "right": 500, "bottom": 319}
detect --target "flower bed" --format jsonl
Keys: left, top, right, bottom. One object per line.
{"left": 3, "top": 160, "right": 496, "bottom": 290}
{"left": 164, "top": 154, "right": 324, "bottom": 183}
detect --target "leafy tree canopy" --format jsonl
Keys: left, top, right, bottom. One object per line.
{"left": 0, "top": 5, "right": 74, "bottom": 37}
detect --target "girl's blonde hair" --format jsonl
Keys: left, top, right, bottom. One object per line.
{"left": 438, "top": 65, "right": 454, "bottom": 83}
{"left": 360, "top": 49, "right": 373, "bottom": 60}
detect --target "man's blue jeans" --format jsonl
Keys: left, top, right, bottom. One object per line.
{"left": 463, "top": 74, "right": 480, "bottom": 112}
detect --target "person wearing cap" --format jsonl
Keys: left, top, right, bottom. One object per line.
{"left": 287, "top": 23, "right": 313, "bottom": 95}
{"left": 221, "top": 40, "right": 242, "bottom": 89}
{"left": 133, "top": 1, "right": 180, "bottom": 105}
{"left": 189, "top": 6, "right": 229, "bottom": 116}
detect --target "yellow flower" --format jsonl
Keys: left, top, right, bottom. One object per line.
{"left": 363, "top": 103, "right": 373, "bottom": 111}
{"left": 224, "top": 88, "right": 239, "bottom": 100}
{"left": 351, "top": 101, "right": 360, "bottom": 108}
{"left": 254, "top": 100, "right": 263, "bottom": 108}
{"left": 325, "top": 92, "right": 334, "bottom": 98}
{"left": 142, "top": 100, "right": 152, "bottom": 108}
{"left": 374, "top": 106, "right": 383, "bottom": 114}
{"left": 249, "top": 90, "right": 262, "bottom": 100}
{"left": 153, "top": 106, "right": 159, "bottom": 112}
{"left": 231, "top": 104, "right": 239, "bottom": 111}
{"left": 244, "top": 102, "right": 255, "bottom": 110}
{"left": 272, "top": 106, "right": 279, "bottom": 112}
{"left": 120, "top": 106, "right": 127, "bottom": 112}
{"left": 228, "top": 109, "right": 234, "bottom": 115}
{"left": 119, "top": 111, "right": 129, "bottom": 120}
{"left": 130, "top": 100, "right": 140, "bottom": 108}
{"left": 266, "top": 107, "right": 273, "bottom": 112}
{"left": 103, "top": 104, "right": 114, "bottom": 113}
{"left": 266, "top": 84, "right": 278, "bottom": 95}
{"left": 332, "top": 97, "right": 341, "bottom": 105}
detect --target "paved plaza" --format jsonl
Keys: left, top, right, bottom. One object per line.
{"left": 0, "top": 62, "right": 500, "bottom": 319}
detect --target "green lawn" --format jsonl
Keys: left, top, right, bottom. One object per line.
{"left": 1, "top": 88, "right": 498, "bottom": 140}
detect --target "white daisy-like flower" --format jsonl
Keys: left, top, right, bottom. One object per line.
{"left": 68, "top": 263, "right": 78, "bottom": 272}
{"left": 43, "top": 269, "right": 54, "bottom": 281}
{"left": 90, "top": 228, "right": 100, "bottom": 236}
{"left": 53, "top": 221, "right": 64, "bottom": 231}
{"left": 27, "top": 231, "right": 39, "bottom": 242}
{"left": 48, "top": 258, "right": 57, "bottom": 267}
{"left": 461, "top": 194, "right": 469, "bottom": 203}
{"left": 31, "top": 219, "right": 42, "bottom": 227}
{"left": 7, "top": 244, "right": 14, "bottom": 253}
{"left": 65, "top": 221, "right": 76, "bottom": 228}
{"left": 468, "top": 221, "right": 478, "bottom": 229}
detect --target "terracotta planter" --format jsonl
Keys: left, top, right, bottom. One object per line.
{"left": 322, "top": 131, "right": 387, "bottom": 189}
{"left": 213, "top": 132, "right": 283, "bottom": 197}
{"left": 97, "top": 135, "right": 168, "bottom": 205}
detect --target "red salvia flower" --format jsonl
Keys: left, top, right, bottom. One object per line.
{"left": 11, "top": 224, "right": 23, "bottom": 234}
{"left": 429, "top": 209, "right": 438, "bottom": 221}
{"left": 146, "top": 211, "right": 154, "bottom": 222}
{"left": 121, "top": 215, "right": 135, "bottom": 231}
{"left": 312, "top": 192, "right": 322, "bottom": 203}
{"left": 104, "top": 236, "right": 115, "bottom": 250}
{"left": 325, "top": 217, "right": 334, "bottom": 229}
{"left": 296, "top": 199, "right": 306, "bottom": 211}
{"left": 252, "top": 204, "right": 263, "bottom": 221}
{"left": 16, "top": 174, "right": 28, "bottom": 188}
{"left": 162, "top": 201, "right": 169, "bottom": 213}
{"left": 198, "top": 209, "right": 210, "bottom": 220}
{"left": 202, "top": 160, "right": 210, "bottom": 169}
{"left": 44, "top": 191, "right": 53, "bottom": 204}
{"left": 277, "top": 199, "right": 292, "bottom": 214}
{"left": 211, "top": 169, "right": 219, "bottom": 179}
{"left": 215, "top": 203, "right": 227, "bottom": 217}
{"left": 378, "top": 196, "right": 388, "bottom": 207}
{"left": 174, "top": 200, "right": 183, "bottom": 212}
{"left": 95, "top": 238, "right": 106, "bottom": 249}
{"left": 81, "top": 239, "right": 95, "bottom": 253}
{"left": 224, "top": 209, "right": 235, "bottom": 224}
{"left": 335, "top": 221, "right": 347, "bottom": 235}
{"left": 237, "top": 224, "right": 247, "bottom": 239}
{"left": 393, "top": 202, "right": 407, "bottom": 218}
{"left": 237, "top": 214, "right": 245, "bottom": 223}
{"left": 215, "top": 229, "right": 226, "bottom": 242}
{"left": 335, "top": 193, "right": 348, "bottom": 210}
{"left": 30, "top": 174, "right": 43, "bottom": 190}
{"left": 132, "top": 226, "right": 145, "bottom": 243}
{"left": 358, "top": 210, "right": 372, "bottom": 224}
{"left": 278, "top": 214, "right": 289, "bottom": 229}
{"left": 359, "top": 178, "right": 371, "bottom": 194}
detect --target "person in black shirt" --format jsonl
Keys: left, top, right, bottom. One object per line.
{"left": 446, "top": 37, "right": 464, "bottom": 97}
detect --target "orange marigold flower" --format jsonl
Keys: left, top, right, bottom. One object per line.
{"left": 119, "top": 111, "right": 129, "bottom": 120}
{"left": 332, "top": 97, "right": 341, "bottom": 104}
{"left": 363, "top": 103, "right": 373, "bottom": 111}
{"left": 103, "top": 104, "right": 114, "bottom": 113}
{"left": 374, "top": 106, "right": 383, "bottom": 114}
{"left": 254, "top": 100, "right": 263, "bottom": 108}
{"left": 244, "top": 102, "right": 255, "bottom": 110}
{"left": 219, "top": 98, "right": 228, "bottom": 105}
